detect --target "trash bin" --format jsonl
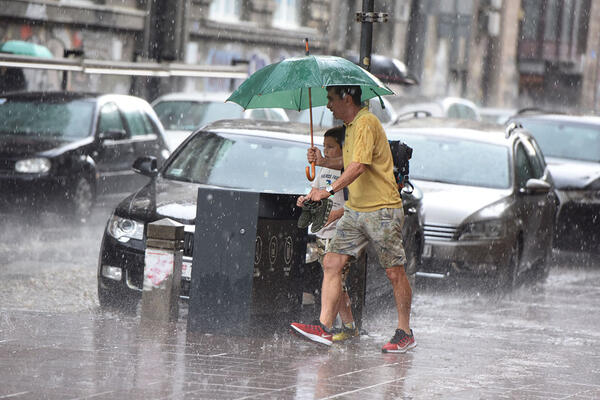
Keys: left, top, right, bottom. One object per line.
{"left": 187, "top": 187, "right": 307, "bottom": 334}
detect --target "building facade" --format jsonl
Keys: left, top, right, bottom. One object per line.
{"left": 1, "top": 0, "right": 600, "bottom": 113}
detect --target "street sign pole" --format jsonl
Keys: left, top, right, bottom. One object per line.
{"left": 358, "top": 0, "right": 375, "bottom": 71}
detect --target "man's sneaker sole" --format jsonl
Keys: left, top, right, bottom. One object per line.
{"left": 290, "top": 324, "right": 333, "bottom": 346}
{"left": 381, "top": 340, "right": 417, "bottom": 353}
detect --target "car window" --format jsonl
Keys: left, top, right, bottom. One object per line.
{"left": 291, "top": 106, "right": 335, "bottom": 127}
{"left": 518, "top": 119, "right": 600, "bottom": 162}
{"left": 163, "top": 132, "right": 313, "bottom": 194}
{"left": 369, "top": 99, "right": 391, "bottom": 124}
{"left": 0, "top": 98, "right": 94, "bottom": 140}
{"left": 521, "top": 138, "right": 544, "bottom": 178}
{"left": 122, "top": 108, "right": 155, "bottom": 137}
{"left": 153, "top": 100, "right": 244, "bottom": 131}
{"left": 266, "top": 109, "right": 287, "bottom": 121}
{"left": 248, "top": 109, "right": 268, "bottom": 120}
{"left": 460, "top": 105, "right": 478, "bottom": 120}
{"left": 98, "top": 103, "right": 127, "bottom": 137}
{"left": 515, "top": 142, "right": 535, "bottom": 188}
{"left": 447, "top": 104, "right": 462, "bottom": 119}
{"left": 400, "top": 133, "right": 510, "bottom": 189}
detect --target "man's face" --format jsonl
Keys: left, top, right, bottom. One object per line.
{"left": 326, "top": 88, "right": 346, "bottom": 121}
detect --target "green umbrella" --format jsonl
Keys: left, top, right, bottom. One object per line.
{"left": 227, "top": 54, "right": 393, "bottom": 111}
{"left": 0, "top": 40, "right": 53, "bottom": 59}
{"left": 227, "top": 49, "right": 394, "bottom": 180}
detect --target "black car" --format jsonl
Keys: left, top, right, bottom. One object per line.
{"left": 97, "top": 119, "right": 424, "bottom": 311}
{"left": 0, "top": 91, "right": 169, "bottom": 218}
{"left": 508, "top": 112, "right": 600, "bottom": 255}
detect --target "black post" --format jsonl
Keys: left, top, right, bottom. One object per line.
{"left": 359, "top": 0, "right": 375, "bottom": 71}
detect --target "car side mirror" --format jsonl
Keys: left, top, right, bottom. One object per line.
{"left": 132, "top": 156, "right": 158, "bottom": 177}
{"left": 521, "top": 178, "right": 551, "bottom": 194}
{"left": 99, "top": 129, "right": 127, "bottom": 141}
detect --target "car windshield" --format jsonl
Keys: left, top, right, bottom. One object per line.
{"left": 0, "top": 98, "right": 94, "bottom": 140}
{"left": 163, "top": 131, "right": 313, "bottom": 193}
{"left": 519, "top": 119, "right": 600, "bottom": 162}
{"left": 153, "top": 100, "right": 244, "bottom": 131}
{"left": 399, "top": 132, "right": 510, "bottom": 188}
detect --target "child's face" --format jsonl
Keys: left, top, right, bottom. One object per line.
{"left": 323, "top": 136, "right": 342, "bottom": 158}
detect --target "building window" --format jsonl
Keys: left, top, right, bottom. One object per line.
{"left": 209, "top": 0, "right": 242, "bottom": 23}
{"left": 272, "top": 0, "right": 300, "bottom": 28}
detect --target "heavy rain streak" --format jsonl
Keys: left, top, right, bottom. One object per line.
{"left": 1, "top": 1, "right": 600, "bottom": 399}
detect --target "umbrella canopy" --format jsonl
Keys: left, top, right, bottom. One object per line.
{"left": 227, "top": 55, "right": 394, "bottom": 111}
{"left": 0, "top": 40, "right": 53, "bottom": 59}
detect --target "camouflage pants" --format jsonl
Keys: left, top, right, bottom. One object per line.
{"left": 328, "top": 206, "right": 406, "bottom": 269}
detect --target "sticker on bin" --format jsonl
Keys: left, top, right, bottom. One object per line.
{"left": 182, "top": 261, "right": 192, "bottom": 280}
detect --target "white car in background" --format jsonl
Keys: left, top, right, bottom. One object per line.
{"left": 287, "top": 96, "right": 398, "bottom": 128}
{"left": 152, "top": 92, "right": 289, "bottom": 150}
{"left": 390, "top": 96, "right": 481, "bottom": 121}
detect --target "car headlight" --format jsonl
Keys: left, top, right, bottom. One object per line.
{"left": 15, "top": 157, "right": 51, "bottom": 173}
{"left": 107, "top": 215, "right": 144, "bottom": 242}
{"left": 459, "top": 219, "right": 505, "bottom": 240}
{"left": 305, "top": 241, "right": 319, "bottom": 263}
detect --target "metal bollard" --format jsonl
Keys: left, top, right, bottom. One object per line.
{"left": 141, "top": 218, "right": 184, "bottom": 322}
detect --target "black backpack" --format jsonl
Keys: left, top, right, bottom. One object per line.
{"left": 388, "top": 140, "right": 413, "bottom": 191}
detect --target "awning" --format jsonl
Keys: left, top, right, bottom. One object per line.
{"left": 0, "top": 40, "right": 54, "bottom": 59}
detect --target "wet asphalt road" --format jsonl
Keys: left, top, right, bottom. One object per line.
{"left": 1, "top": 205, "right": 600, "bottom": 399}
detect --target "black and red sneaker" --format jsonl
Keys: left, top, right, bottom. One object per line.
{"left": 381, "top": 329, "right": 416, "bottom": 353}
{"left": 290, "top": 320, "right": 333, "bottom": 346}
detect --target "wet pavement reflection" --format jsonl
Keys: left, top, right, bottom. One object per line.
{"left": 1, "top": 207, "right": 600, "bottom": 399}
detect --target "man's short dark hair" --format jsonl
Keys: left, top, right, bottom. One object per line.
{"left": 326, "top": 85, "right": 362, "bottom": 106}
{"left": 324, "top": 125, "right": 345, "bottom": 148}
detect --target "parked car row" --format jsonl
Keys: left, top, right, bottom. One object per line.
{"left": 0, "top": 91, "right": 170, "bottom": 219}
{"left": 3, "top": 89, "right": 596, "bottom": 314}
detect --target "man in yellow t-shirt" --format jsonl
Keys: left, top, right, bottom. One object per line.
{"left": 290, "top": 86, "right": 415, "bottom": 353}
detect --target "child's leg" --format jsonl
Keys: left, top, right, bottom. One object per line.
{"left": 337, "top": 262, "right": 354, "bottom": 325}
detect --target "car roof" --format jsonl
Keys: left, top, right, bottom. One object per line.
{"left": 0, "top": 91, "right": 151, "bottom": 106}
{"left": 201, "top": 119, "right": 326, "bottom": 143}
{"left": 152, "top": 92, "right": 231, "bottom": 103}
{"left": 0, "top": 91, "right": 100, "bottom": 101}
{"left": 511, "top": 113, "right": 600, "bottom": 125}
{"left": 387, "top": 117, "right": 518, "bottom": 146}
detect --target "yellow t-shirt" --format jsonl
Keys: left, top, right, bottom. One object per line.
{"left": 343, "top": 107, "right": 402, "bottom": 212}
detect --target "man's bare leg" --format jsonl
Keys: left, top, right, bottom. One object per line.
{"left": 385, "top": 265, "right": 412, "bottom": 332}
{"left": 320, "top": 252, "right": 350, "bottom": 328}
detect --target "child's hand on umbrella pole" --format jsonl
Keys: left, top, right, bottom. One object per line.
{"left": 307, "top": 146, "right": 323, "bottom": 166}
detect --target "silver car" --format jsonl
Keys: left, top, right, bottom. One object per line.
{"left": 387, "top": 118, "right": 557, "bottom": 290}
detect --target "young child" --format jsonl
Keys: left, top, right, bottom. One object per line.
{"left": 297, "top": 126, "right": 358, "bottom": 342}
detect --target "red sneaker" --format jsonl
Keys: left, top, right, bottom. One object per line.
{"left": 290, "top": 321, "right": 333, "bottom": 346}
{"left": 381, "top": 329, "right": 416, "bottom": 353}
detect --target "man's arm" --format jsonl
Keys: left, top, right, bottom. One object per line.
{"left": 307, "top": 147, "right": 343, "bottom": 170}
{"left": 305, "top": 161, "right": 366, "bottom": 202}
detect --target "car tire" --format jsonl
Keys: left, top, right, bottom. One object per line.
{"left": 498, "top": 242, "right": 521, "bottom": 292}
{"left": 69, "top": 177, "right": 95, "bottom": 220}
{"left": 98, "top": 283, "right": 138, "bottom": 314}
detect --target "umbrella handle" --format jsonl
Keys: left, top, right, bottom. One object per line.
{"left": 305, "top": 162, "right": 315, "bottom": 181}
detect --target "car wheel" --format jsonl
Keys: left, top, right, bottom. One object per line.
{"left": 98, "top": 283, "right": 138, "bottom": 314}
{"left": 498, "top": 242, "right": 520, "bottom": 292}
{"left": 69, "top": 177, "right": 95, "bottom": 219}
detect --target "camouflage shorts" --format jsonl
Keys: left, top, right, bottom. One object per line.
{"left": 328, "top": 206, "right": 406, "bottom": 269}
{"left": 316, "top": 237, "right": 350, "bottom": 292}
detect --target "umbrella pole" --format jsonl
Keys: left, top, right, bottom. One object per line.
{"left": 305, "top": 87, "right": 316, "bottom": 181}
{"left": 305, "top": 38, "right": 316, "bottom": 182}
